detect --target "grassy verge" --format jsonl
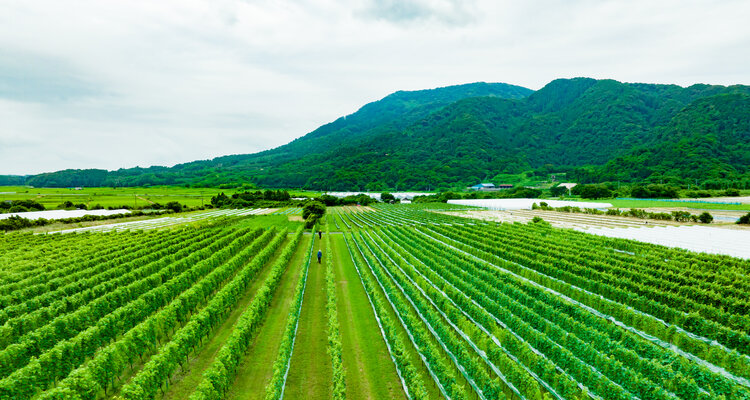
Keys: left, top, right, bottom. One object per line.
{"left": 283, "top": 235, "right": 333, "bottom": 399}
{"left": 324, "top": 230, "right": 346, "bottom": 399}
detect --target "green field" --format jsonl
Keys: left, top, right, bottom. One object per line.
{"left": 1, "top": 205, "right": 749, "bottom": 400}
{"left": 0, "top": 186, "right": 328, "bottom": 209}
{"left": 0, "top": 186, "right": 229, "bottom": 208}
{"left": 9, "top": 184, "right": 749, "bottom": 213}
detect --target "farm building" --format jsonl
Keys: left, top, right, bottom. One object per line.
{"left": 557, "top": 182, "right": 577, "bottom": 190}
{"left": 468, "top": 183, "right": 497, "bottom": 191}
{"left": 468, "top": 183, "right": 513, "bottom": 191}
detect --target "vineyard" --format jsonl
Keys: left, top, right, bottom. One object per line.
{"left": 0, "top": 205, "right": 749, "bottom": 400}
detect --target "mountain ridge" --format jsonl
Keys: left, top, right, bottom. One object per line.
{"left": 7, "top": 78, "right": 750, "bottom": 190}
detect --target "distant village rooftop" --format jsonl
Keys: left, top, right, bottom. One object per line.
{"left": 468, "top": 183, "right": 513, "bottom": 191}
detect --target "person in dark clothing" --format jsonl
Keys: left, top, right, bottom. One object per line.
{"left": 318, "top": 230, "right": 322, "bottom": 239}
{"left": 317, "top": 249, "right": 322, "bottom": 264}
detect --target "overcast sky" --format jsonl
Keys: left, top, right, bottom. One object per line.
{"left": 2, "top": 0, "right": 749, "bottom": 175}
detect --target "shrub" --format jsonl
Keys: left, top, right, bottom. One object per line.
{"left": 722, "top": 188, "right": 741, "bottom": 197}
{"left": 532, "top": 202, "right": 553, "bottom": 211}
{"left": 671, "top": 211, "right": 693, "bottom": 222}
{"left": 0, "top": 199, "right": 45, "bottom": 212}
{"left": 685, "top": 190, "right": 712, "bottom": 198}
{"left": 631, "top": 184, "right": 679, "bottom": 198}
{"left": 648, "top": 212, "right": 673, "bottom": 221}
{"left": 530, "top": 216, "right": 550, "bottom": 226}
{"left": 624, "top": 209, "right": 648, "bottom": 219}
{"left": 698, "top": 212, "right": 713, "bottom": 223}
{"left": 549, "top": 185, "right": 567, "bottom": 197}
{"left": 572, "top": 184, "right": 612, "bottom": 199}
{"left": 380, "top": 192, "right": 396, "bottom": 203}
{"left": 165, "top": 201, "right": 183, "bottom": 213}
{"left": 510, "top": 187, "right": 543, "bottom": 199}
{"left": 0, "top": 215, "right": 35, "bottom": 231}
{"left": 737, "top": 212, "right": 750, "bottom": 225}
{"left": 303, "top": 201, "right": 326, "bottom": 228}
{"left": 8, "top": 205, "right": 29, "bottom": 213}
{"left": 58, "top": 200, "right": 75, "bottom": 209}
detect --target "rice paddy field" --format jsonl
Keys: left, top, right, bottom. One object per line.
{"left": 0, "top": 186, "right": 227, "bottom": 209}
{"left": 1, "top": 204, "right": 749, "bottom": 400}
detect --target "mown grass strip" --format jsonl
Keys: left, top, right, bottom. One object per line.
{"left": 343, "top": 232, "right": 429, "bottom": 400}
{"left": 324, "top": 228, "right": 346, "bottom": 400}
{"left": 264, "top": 228, "right": 315, "bottom": 400}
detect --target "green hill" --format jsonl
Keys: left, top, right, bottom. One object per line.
{"left": 599, "top": 92, "right": 750, "bottom": 185}
{"left": 18, "top": 78, "right": 750, "bottom": 190}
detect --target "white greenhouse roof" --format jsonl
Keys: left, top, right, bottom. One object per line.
{"left": 447, "top": 199, "right": 611, "bottom": 210}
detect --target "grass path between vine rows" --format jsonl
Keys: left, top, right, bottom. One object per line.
{"left": 224, "top": 235, "right": 312, "bottom": 400}
{"left": 102, "top": 230, "right": 279, "bottom": 399}
{"left": 331, "top": 234, "right": 407, "bottom": 400}
{"left": 157, "top": 235, "right": 295, "bottom": 400}
{"left": 283, "top": 233, "right": 332, "bottom": 400}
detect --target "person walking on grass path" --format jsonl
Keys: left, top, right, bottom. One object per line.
{"left": 318, "top": 230, "right": 322, "bottom": 239}
{"left": 317, "top": 249, "right": 323, "bottom": 264}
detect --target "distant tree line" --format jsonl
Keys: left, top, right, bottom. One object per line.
{"left": 210, "top": 190, "right": 292, "bottom": 208}
{"left": 561, "top": 183, "right": 742, "bottom": 200}
{"left": 532, "top": 202, "right": 715, "bottom": 224}
{"left": 0, "top": 200, "right": 45, "bottom": 213}
{"left": 412, "top": 186, "right": 544, "bottom": 203}
{"left": 315, "top": 193, "right": 378, "bottom": 207}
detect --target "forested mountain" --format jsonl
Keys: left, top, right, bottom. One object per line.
{"left": 16, "top": 78, "right": 750, "bottom": 190}
{"left": 598, "top": 92, "right": 750, "bottom": 184}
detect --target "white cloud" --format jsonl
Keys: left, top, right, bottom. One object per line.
{"left": 1, "top": 0, "right": 749, "bottom": 174}
{"left": 360, "top": 0, "right": 477, "bottom": 26}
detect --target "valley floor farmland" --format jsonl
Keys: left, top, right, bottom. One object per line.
{"left": 0, "top": 186, "right": 259, "bottom": 209}
{"left": 0, "top": 205, "right": 749, "bottom": 399}
{"left": 446, "top": 209, "right": 750, "bottom": 259}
